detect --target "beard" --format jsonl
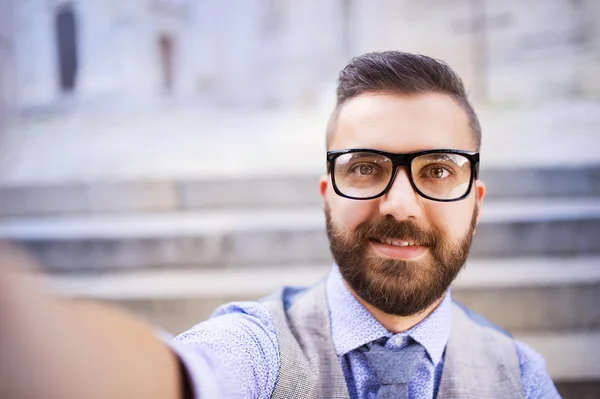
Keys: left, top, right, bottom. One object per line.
{"left": 325, "top": 205, "right": 478, "bottom": 317}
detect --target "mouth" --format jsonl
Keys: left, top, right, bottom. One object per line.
{"left": 369, "top": 237, "right": 428, "bottom": 260}
{"left": 372, "top": 237, "right": 423, "bottom": 247}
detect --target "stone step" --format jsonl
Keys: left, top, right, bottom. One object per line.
{"left": 0, "top": 165, "right": 598, "bottom": 217}
{"left": 40, "top": 259, "right": 600, "bottom": 385}
{"left": 556, "top": 381, "right": 600, "bottom": 399}
{"left": 2, "top": 199, "right": 599, "bottom": 272}
{"left": 518, "top": 332, "right": 600, "bottom": 395}
{"left": 42, "top": 256, "right": 600, "bottom": 335}
{"left": 514, "top": 332, "right": 600, "bottom": 383}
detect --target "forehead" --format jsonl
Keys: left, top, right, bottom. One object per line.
{"left": 330, "top": 93, "right": 475, "bottom": 153}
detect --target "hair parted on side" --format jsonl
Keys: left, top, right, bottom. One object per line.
{"left": 326, "top": 51, "right": 481, "bottom": 151}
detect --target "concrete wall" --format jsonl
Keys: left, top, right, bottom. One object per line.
{"left": 11, "top": 0, "right": 600, "bottom": 111}
{"left": 0, "top": 0, "right": 16, "bottom": 124}
{"left": 190, "top": 0, "right": 346, "bottom": 107}
{"left": 350, "top": 0, "right": 600, "bottom": 104}
{"left": 13, "top": 0, "right": 196, "bottom": 110}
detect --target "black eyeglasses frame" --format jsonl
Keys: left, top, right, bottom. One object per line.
{"left": 326, "top": 148, "right": 480, "bottom": 202}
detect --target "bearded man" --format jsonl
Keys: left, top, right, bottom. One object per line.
{"left": 170, "top": 51, "right": 559, "bottom": 399}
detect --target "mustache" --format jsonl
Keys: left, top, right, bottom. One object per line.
{"left": 353, "top": 216, "right": 438, "bottom": 247}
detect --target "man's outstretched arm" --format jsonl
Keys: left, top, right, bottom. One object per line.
{"left": 0, "top": 246, "right": 187, "bottom": 399}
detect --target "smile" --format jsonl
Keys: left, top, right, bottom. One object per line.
{"left": 373, "top": 237, "right": 421, "bottom": 247}
{"left": 369, "top": 238, "right": 428, "bottom": 260}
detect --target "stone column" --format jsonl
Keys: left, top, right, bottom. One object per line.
{"left": 0, "top": 0, "right": 15, "bottom": 130}
{"left": 579, "top": 0, "right": 600, "bottom": 96}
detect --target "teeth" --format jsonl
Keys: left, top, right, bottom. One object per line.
{"left": 380, "top": 238, "right": 417, "bottom": 247}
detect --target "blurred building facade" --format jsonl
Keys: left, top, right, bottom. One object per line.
{"left": 14, "top": 0, "right": 198, "bottom": 111}
{"left": 13, "top": 0, "right": 600, "bottom": 113}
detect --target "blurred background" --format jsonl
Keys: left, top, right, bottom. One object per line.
{"left": 1, "top": 0, "right": 599, "bottom": 397}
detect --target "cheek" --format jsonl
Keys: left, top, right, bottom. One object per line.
{"left": 425, "top": 202, "right": 474, "bottom": 239}
{"left": 326, "top": 190, "right": 377, "bottom": 230}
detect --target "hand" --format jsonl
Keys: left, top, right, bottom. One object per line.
{"left": 0, "top": 243, "right": 73, "bottom": 399}
{"left": 0, "top": 243, "right": 184, "bottom": 399}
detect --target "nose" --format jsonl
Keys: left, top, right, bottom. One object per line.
{"left": 378, "top": 168, "right": 423, "bottom": 221}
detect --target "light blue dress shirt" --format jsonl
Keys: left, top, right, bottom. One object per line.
{"left": 171, "top": 266, "right": 561, "bottom": 398}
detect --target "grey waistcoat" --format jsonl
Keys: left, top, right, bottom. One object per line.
{"left": 261, "top": 283, "right": 524, "bottom": 399}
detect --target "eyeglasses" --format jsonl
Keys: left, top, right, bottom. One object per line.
{"left": 327, "top": 149, "right": 480, "bottom": 202}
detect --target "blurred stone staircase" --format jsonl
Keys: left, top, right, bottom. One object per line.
{"left": 0, "top": 165, "right": 599, "bottom": 398}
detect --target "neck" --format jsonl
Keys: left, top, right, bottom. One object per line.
{"left": 346, "top": 283, "right": 445, "bottom": 333}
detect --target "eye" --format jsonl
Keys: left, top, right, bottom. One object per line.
{"left": 358, "top": 165, "right": 373, "bottom": 175}
{"left": 348, "top": 163, "right": 376, "bottom": 176}
{"left": 429, "top": 167, "right": 448, "bottom": 178}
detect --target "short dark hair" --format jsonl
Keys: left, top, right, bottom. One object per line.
{"left": 326, "top": 51, "right": 481, "bottom": 151}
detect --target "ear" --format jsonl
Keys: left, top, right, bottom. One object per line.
{"left": 474, "top": 179, "right": 486, "bottom": 227}
{"left": 319, "top": 175, "right": 328, "bottom": 199}
{"left": 319, "top": 174, "right": 329, "bottom": 205}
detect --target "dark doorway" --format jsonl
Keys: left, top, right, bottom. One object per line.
{"left": 158, "top": 34, "right": 174, "bottom": 92}
{"left": 55, "top": 4, "right": 78, "bottom": 92}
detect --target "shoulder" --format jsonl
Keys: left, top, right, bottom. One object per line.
{"left": 173, "top": 300, "right": 280, "bottom": 399}
{"left": 188, "top": 299, "right": 278, "bottom": 337}
{"left": 515, "top": 340, "right": 561, "bottom": 399}
{"left": 451, "top": 300, "right": 512, "bottom": 337}
{"left": 176, "top": 298, "right": 280, "bottom": 359}
{"left": 452, "top": 302, "right": 560, "bottom": 398}
{"left": 180, "top": 285, "right": 312, "bottom": 346}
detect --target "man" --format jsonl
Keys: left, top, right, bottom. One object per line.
{"left": 0, "top": 51, "right": 559, "bottom": 398}
{"left": 168, "top": 51, "right": 560, "bottom": 398}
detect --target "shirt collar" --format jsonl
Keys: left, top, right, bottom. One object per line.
{"left": 326, "top": 264, "right": 451, "bottom": 366}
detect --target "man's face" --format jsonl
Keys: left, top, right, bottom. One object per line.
{"left": 319, "top": 93, "right": 486, "bottom": 317}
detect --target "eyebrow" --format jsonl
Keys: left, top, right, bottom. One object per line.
{"left": 423, "top": 153, "right": 456, "bottom": 161}
{"left": 420, "top": 153, "right": 469, "bottom": 166}
{"left": 347, "top": 152, "right": 391, "bottom": 160}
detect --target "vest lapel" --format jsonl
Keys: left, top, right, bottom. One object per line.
{"left": 437, "top": 304, "right": 524, "bottom": 399}
{"left": 265, "top": 283, "right": 350, "bottom": 399}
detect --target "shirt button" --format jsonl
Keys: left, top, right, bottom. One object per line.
{"left": 394, "top": 336, "right": 403, "bottom": 346}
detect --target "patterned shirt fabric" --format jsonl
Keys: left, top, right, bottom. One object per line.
{"left": 172, "top": 265, "right": 561, "bottom": 398}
